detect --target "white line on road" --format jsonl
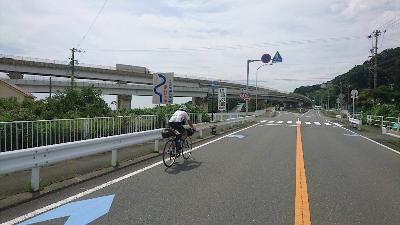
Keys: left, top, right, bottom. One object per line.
{"left": 277, "top": 121, "right": 284, "bottom": 124}
{"left": 268, "top": 121, "right": 275, "bottom": 123}
{"left": 2, "top": 123, "right": 260, "bottom": 225}
{"left": 287, "top": 121, "right": 292, "bottom": 124}
{"left": 305, "top": 122, "right": 311, "bottom": 125}
{"left": 314, "top": 122, "right": 321, "bottom": 125}
{"left": 324, "top": 123, "right": 331, "bottom": 126}
{"left": 333, "top": 123, "right": 342, "bottom": 127}
{"left": 332, "top": 121, "right": 400, "bottom": 157}
{"left": 260, "top": 120, "right": 268, "bottom": 123}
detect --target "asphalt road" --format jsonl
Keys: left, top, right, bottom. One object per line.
{"left": 1, "top": 110, "right": 400, "bottom": 225}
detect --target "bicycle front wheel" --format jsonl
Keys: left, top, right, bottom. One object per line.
{"left": 163, "top": 140, "right": 176, "bottom": 167}
{"left": 182, "top": 137, "right": 192, "bottom": 159}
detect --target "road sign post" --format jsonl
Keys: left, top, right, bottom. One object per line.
{"left": 152, "top": 73, "right": 174, "bottom": 105}
{"left": 211, "top": 81, "right": 216, "bottom": 121}
{"left": 351, "top": 89, "right": 358, "bottom": 117}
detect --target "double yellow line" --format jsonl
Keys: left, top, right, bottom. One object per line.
{"left": 295, "top": 123, "right": 311, "bottom": 225}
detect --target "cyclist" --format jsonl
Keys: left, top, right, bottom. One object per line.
{"left": 168, "top": 105, "right": 195, "bottom": 150}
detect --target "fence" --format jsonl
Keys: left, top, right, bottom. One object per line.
{"left": 0, "top": 115, "right": 256, "bottom": 191}
{"left": 0, "top": 114, "right": 203, "bottom": 152}
{"left": 210, "top": 110, "right": 266, "bottom": 122}
{"left": 367, "top": 115, "right": 400, "bottom": 131}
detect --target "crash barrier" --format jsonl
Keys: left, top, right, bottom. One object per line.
{"left": 366, "top": 115, "right": 400, "bottom": 132}
{"left": 0, "top": 116, "right": 255, "bottom": 191}
{"left": 0, "top": 114, "right": 202, "bottom": 152}
{"left": 210, "top": 109, "right": 266, "bottom": 122}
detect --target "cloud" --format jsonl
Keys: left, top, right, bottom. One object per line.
{"left": 0, "top": 0, "right": 399, "bottom": 93}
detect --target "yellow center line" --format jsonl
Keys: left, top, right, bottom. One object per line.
{"left": 295, "top": 124, "right": 312, "bottom": 225}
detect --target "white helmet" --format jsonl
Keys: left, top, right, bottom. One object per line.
{"left": 179, "top": 105, "right": 188, "bottom": 111}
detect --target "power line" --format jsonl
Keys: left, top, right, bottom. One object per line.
{"left": 77, "top": 0, "right": 108, "bottom": 48}
{"left": 83, "top": 34, "right": 366, "bottom": 54}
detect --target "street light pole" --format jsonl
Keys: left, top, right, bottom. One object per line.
{"left": 246, "top": 59, "right": 261, "bottom": 114}
{"left": 255, "top": 64, "right": 268, "bottom": 111}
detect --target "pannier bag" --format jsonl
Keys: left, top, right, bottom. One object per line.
{"left": 161, "top": 128, "right": 175, "bottom": 138}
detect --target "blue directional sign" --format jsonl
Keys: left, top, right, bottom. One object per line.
{"left": 227, "top": 134, "right": 245, "bottom": 139}
{"left": 272, "top": 51, "right": 282, "bottom": 63}
{"left": 261, "top": 54, "right": 271, "bottom": 63}
{"left": 19, "top": 194, "right": 115, "bottom": 225}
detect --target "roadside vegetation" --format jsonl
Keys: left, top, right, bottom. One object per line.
{"left": 0, "top": 86, "right": 210, "bottom": 122}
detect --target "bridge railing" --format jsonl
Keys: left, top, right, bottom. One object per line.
{"left": 0, "top": 114, "right": 206, "bottom": 152}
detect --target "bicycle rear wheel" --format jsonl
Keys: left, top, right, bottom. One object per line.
{"left": 163, "top": 140, "right": 176, "bottom": 167}
{"left": 182, "top": 137, "right": 192, "bottom": 159}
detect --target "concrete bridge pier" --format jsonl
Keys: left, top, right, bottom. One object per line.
{"left": 7, "top": 72, "right": 24, "bottom": 79}
{"left": 192, "top": 97, "right": 208, "bottom": 111}
{"left": 117, "top": 94, "right": 132, "bottom": 109}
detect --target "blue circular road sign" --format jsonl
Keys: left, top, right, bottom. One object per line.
{"left": 261, "top": 54, "right": 271, "bottom": 63}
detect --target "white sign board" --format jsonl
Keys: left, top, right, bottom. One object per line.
{"left": 351, "top": 89, "right": 358, "bottom": 99}
{"left": 218, "top": 88, "right": 227, "bottom": 111}
{"left": 152, "top": 73, "right": 174, "bottom": 104}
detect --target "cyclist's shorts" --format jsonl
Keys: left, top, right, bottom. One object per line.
{"left": 169, "top": 122, "right": 185, "bottom": 134}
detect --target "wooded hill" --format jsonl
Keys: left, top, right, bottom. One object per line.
{"left": 294, "top": 47, "right": 400, "bottom": 116}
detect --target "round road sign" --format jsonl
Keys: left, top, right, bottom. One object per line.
{"left": 261, "top": 54, "right": 271, "bottom": 63}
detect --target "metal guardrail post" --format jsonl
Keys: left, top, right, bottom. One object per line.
{"left": 111, "top": 150, "right": 118, "bottom": 167}
{"left": 31, "top": 167, "right": 40, "bottom": 191}
{"left": 398, "top": 118, "right": 400, "bottom": 132}
{"left": 154, "top": 139, "right": 159, "bottom": 153}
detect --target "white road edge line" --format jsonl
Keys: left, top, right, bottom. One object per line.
{"left": 3, "top": 123, "right": 260, "bottom": 225}
{"left": 330, "top": 121, "right": 400, "bottom": 157}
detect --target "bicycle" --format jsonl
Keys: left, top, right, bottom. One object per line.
{"left": 162, "top": 128, "right": 193, "bottom": 167}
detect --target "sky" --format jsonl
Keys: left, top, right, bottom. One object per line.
{"left": 0, "top": 0, "right": 399, "bottom": 108}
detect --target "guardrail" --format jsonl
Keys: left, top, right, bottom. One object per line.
{"left": 367, "top": 115, "right": 400, "bottom": 131}
{"left": 210, "top": 109, "right": 266, "bottom": 122}
{"left": 0, "top": 115, "right": 255, "bottom": 191}
{"left": 0, "top": 114, "right": 203, "bottom": 152}
{"left": 0, "top": 115, "right": 159, "bottom": 152}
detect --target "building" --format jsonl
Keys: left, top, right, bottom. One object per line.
{"left": 0, "top": 80, "right": 34, "bottom": 102}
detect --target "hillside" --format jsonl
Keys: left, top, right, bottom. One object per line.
{"left": 295, "top": 47, "right": 400, "bottom": 96}
{"left": 294, "top": 47, "right": 400, "bottom": 115}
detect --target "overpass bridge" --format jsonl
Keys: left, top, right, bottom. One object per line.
{"left": 0, "top": 54, "right": 311, "bottom": 108}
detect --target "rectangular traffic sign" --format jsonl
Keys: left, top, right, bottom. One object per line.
{"left": 153, "top": 73, "right": 174, "bottom": 104}
{"left": 218, "top": 88, "right": 227, "bottom": 111}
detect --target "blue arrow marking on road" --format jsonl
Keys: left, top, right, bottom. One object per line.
{"left": 344, "top": 133, "right": 359, "bottom": 137}
{"left": 19, "top": 194, "right": 115, "bottom": 225}
{"left": 227, "top": 134, "right": 245, "bottom": 139}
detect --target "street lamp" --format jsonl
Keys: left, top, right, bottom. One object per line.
{"left": 255, "top": 63, "right": 269, "bottom": 110}
{"left": 246, "top": 59, "right": 262, "bottom": 114}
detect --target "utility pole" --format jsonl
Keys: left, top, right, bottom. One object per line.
{"left": 368, "top": 30, "right": 382, "bottom": 89}
{"left": 70, "top": 48, "right": 82, "bottom": 87}
{"left": 49, "top": 77, "right": 52, "bottom": 98}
